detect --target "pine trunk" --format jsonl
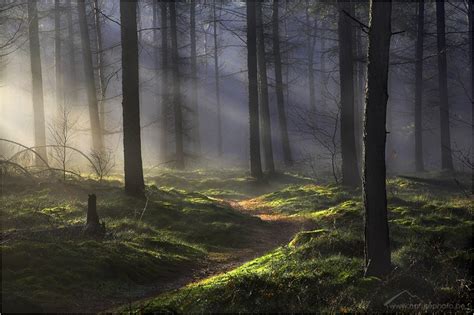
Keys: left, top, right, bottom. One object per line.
{"left": 27, "top": 0, "right": 48, "bottom": 166}
{"left": 436, "top": 0, "right": 454, "bottom": 170}
{"left": 93, "top": 0, "right": 106, "bottom": 130}
{"left": 247, "top": 0, "right": 263, "bottom": 179}
{"left": 363, "top": 0, "right": 392, "bottom": 277}
{"left": 55, "top": 0, "right": 62, "bottom": 108}
{"left": 65, "top": 0, "right": 78, "bottom": 104}
{"left": 306, "top": 1, "right": 316, "bottom": 113}
{"left": 338, "top": 0, "right": 360, "bottom": 187}
{"left": 414, "top": 0, "right": 425, "bottom": 172}
{"left": 272, "top": 0, "right": 293, "bottom": 167}
{"left": 160, "top": 2, "right": 168, "bottom": 162}
{"left": 77, "top": 0, "right": 104, "bottom": 152}
{"left": 256, "top": 0, "right": 275, "bottom": 174}
{"left": 213, "top": 0, "right": 223, "bottom": 156}
{"left": 170, "top": 2, "right": 185, "bottom": 169}
{"left": 190, "top": 0, "right": 201, "bottom": 156}
{"left": 120, "top": 0, "right": 145, "bottom": 196}
{"left": 470, "top": 0, "right": 473, "bottom": 194}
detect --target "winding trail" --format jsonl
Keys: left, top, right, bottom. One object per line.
{"left": 99, "top": 197, "right": 313, "bottom": 313}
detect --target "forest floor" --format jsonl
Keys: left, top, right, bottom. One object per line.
{"left": 1, "top": 169, "right": 472, "bottom": 313}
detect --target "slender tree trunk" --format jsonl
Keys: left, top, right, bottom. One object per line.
{"left": 363, "top": 0, "right": 392, "bottom": 277}
{"left": 414, "top": 0, "right": 425, "bottom": 172}
{"left": 354, "top": 25, "right": 364, "bottom": 167}
{"left": 190, "top": 0, "right": 201, "bottom": 156}
{"left": 306, "top": 0, "right": 316, "bottom": 113}
{"left": 320, "top": 20, "right": 327, "bottom": 109}
{"left": 468, "top": 0, "right": 474, "bottom": 195}
{"left": 120, "top": 0, "right": 145, "bottom": 196}
{"left": 436, "top": 0, "right": 454, "bottom": 170}
{"left": 170, "top": 1, "right": 184, "bottom": 169}
{"left": 338, "top": 0, "right": 360, "bottom": 187}
{"left": 152, "top": 0, "right": 161, "bottom": 161}
{"left": 213, "top": 0, "right": 223, "bottom": 156}
{"left": 55, "top": 0, "right": 62, "bottom": 108}
{"left": 247, "top": 0, "right": 263, "bottom": 179}
{"left": 470, "top": 0, "right": 473, "bottom": 194}
{"left": 27, "top": 0, "right": 48, "bottom": 166}
{"left": 65, "top": 0, "right": 77, "bottom": 104}
{"left": 93, "top": 0, "right": 106, "bottom": 130}
{"left": 256, "top": 0, "right": 275, "bottom": 174}
{"left": 77, "top": 0, "right": 104, "bottom": 152}
{"left": 160, "top": 2, "right": 168, "bottom": 162}
{"left": 272, "top": 0, "right": 292, "bottom": 167}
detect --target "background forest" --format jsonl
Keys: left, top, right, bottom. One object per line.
{"left": 0, "top": 0, "right": 472, "bottom": 313}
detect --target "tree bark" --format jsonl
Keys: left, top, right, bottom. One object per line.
{"left": 65, "top": 0, "right": 78, "bottom": 104}
{"left": 256, "top": 0, "right": 275, "bottom": 174}
{"left": 55, "top": 0, "right": 62, "bottom": 108}
{"left": 470, "top": 0, "right": 473, "bottom": 194}
{"left": 120, "top": 0, "right": 145, "bottom": 196}
{"left": 320, "top": 20, "right": 327, "bottom": 110}
{"left": 354, "top": 24, "right": 364, "bottom": 168}
{"left": 160, "top": 2, "right": 168, "bottom": 162}
{"left": 84, "top": 194, "right": 105, "bottom": 235}
{"left": 414, "top": 0, "right": 425, "bottom": 172}
{"left": 338, "top": 0, "right": 360, "bottom": 187}
{"left": 363, "top": 0, "right": 392, "bottom": 277}
{"left": 272, "top": 0, "right": 293, "bottom": 167}
{"left": 27, "top": 0, "right": 48, "bottom": 166}
{"left": 213, "top": 0, "right": 223, "bottom": 156}
{"left": 170, "top": 1, "right": 185, "bottom": 169}
{"left": 93, "top": 0, "right": 106, "bottom": 130}
{"left": 435, "top": 0, "right": 454, "bottom": 170}
{"left": 190, "top": 0, "right": 201, "bottom": 156}
{"left": 247, "top": 0, "right": 263, "bottom": 179}
{"left": 306, "top": 0, "right": 317, "bottom": 113}
{"left": 77, "top": 0, "right": 104, "bottom": 152}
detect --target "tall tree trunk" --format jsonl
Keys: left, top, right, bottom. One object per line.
{"left": 363, "top": 0, "right": 392, "bottom": 277}
{"left": 320, "top": 20, "right": 327, "bottom": 109}
{"left": 306, "top": 0, "right": 316, "bottom": 113}
{"left": 354, "top": 25, "right": 364, "bottom": 167}
{"left": 213, "top": 0, "right": 223, "bottom": 156}
{"left": 55, "top": 0, "right": 62, "bottom": 108}
{"left": 256, "top": 0, "right": 275, "bottom": 174}
{"left": 120, "top": 0, "right": 145, "bottom": 196}
{"left": 414, "top": 0, "right": 425, "bottom": 172}
{"left": 470, "top": 0, "right": 473, "bottom": 194}
{"left": 272, "top": 0, "right": 293, "bottom": 167}
{"left": 338, "top": 0, "right": 360, "bottom": 187}
{"left": 78, "top": 0, "right": 103, "bottom": 152}
{"left": 170, "top": 1, "right": 185, "bottom": 169}
{"left": 160, "top": 2, "right": 168, "bottom": 162}
{"left": 436, "top": 0, "right": 454, "bottom": 170}
{"left": 65, "top": 0, "right": 78, "bottom": 104}
{"left": 247, "top": 0, "right": 263, "bottom": 179}
{"left": 93, "top": 0, "right": 106, "bottom": 130}
{"left": 27, "top": 0, "right": 48, "bottom": 166}
{"left": 190, "top": 0, "right": 201, "bottom": 156}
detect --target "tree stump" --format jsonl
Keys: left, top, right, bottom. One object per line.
{"left": 83, "top": 194, "right": 105, "bottom": 236}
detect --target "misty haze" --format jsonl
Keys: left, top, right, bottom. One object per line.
{"left": 0, "top": 0, "right": 472, "bottom": 313}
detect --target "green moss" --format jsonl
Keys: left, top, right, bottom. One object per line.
{"left": 0, "top": 173, "right": 269, "bottom": 312}
{"left": 2, "top": 172, "right": 472, "bottom": 313}
{"left": 130, "top": 174, "right": 472, "bottom": 313}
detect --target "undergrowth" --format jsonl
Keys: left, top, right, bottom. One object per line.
{"left": 133, "top": 172, "right": 472, "bottom": 313}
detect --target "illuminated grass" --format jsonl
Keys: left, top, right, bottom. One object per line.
{"left": 132, "top": 174, "right": 472, "bottom": 313}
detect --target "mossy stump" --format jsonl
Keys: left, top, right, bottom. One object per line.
{"left": 83, "top": 194, "right": 105, "bottom": 236}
